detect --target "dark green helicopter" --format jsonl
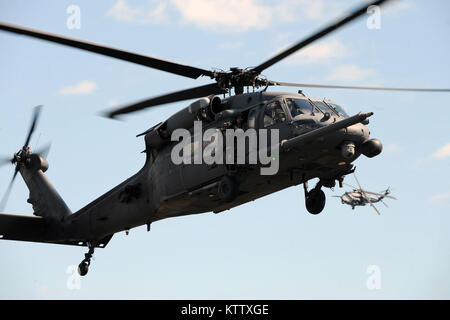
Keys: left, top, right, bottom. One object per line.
{"left": 0, "top": 0, "right": 448, "bottom": 276}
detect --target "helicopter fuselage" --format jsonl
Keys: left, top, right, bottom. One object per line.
{"left": 60, "top": 91, "right": 379, "bottom": 242}
{"left": 341, "top": 191, "right": 385, "bottom": 207}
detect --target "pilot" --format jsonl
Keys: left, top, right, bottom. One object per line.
{"left": 286, "top": 99, "right": 299, "bottom": 117}
{"left": 234, "top": 114, "right": 244, "bottom": 129}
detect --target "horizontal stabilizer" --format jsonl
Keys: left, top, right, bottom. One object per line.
{"left": 0, "top": 213, "right": 112, "bottom": 248}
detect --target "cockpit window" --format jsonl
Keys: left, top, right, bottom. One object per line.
{"left": 285, "top": 98, "right": 313, "bottom": 117}
{"left": 326, "top": 102, "right": 349, "bottom": 117}
{"left": 311, "top": 101, "right": 334, "bottom": 114}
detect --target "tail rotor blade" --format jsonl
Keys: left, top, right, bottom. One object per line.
{"left": 1, "top": 106, "right": 46, "bottom": 211}
{"left": 0, "top": 156, "right": 12, "bottom": 167}
{"left": 23, "top": 105, "right": 42, "bottom": 147}
{"left": 0, "top": 167, "right": 19, "bottom": 212}
{"left": 34, "top": 141, "right": 52, "bottom": 159}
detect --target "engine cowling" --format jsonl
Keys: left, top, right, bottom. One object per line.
{"left": 188, "top": 95, "right": 223, "bottom": 119}
{"left": 144, "top": 95, "right": 224, "bottom": 150}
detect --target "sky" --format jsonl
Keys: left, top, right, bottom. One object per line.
{"left": 0, "top": 0, "right": 449, "bottom": 299}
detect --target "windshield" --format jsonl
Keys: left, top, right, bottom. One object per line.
{"left": 285, "top": 98, "right": 313, "bottom": 117}
{"left": 326, "top": 102, "right": 349, "bottom": 117}
{"left": 311, "top": 101, "right": 334, "bottom": 114}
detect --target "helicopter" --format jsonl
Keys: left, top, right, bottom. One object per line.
{"left": 333, "top": 173, "right": 397, "bottom": 214}
{"left": 0, "top": 0, "right": 449, "bottom": 276}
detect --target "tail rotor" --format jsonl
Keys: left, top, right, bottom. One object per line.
{"left": 0, "top": 106, "right": 50, "bottom": 211}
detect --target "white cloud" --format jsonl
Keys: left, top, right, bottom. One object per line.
{"left": 218, "top": 41, "right": 243, "bottom": 50}
{"left": 36, "top": 285, "right": 51, "bottom": 297}
{"left": 59, "top": 80, "right": 98, "bottom": 95}
{"left": 383, "top": 0, "right": 414, "bottom": 16}
{"left": 385, "top": 143, "right": 403, "bottom": 153}
{"left": 429, "top": 190, "right": 450, "bottom": 202}
{"left": 431, "top": 143, "right": 450, "bottom": 159}
{"left": 326, "top": 64, "right": 375, "bottom": 82}
{"left": 106, "top": 0, "right": 329, "bottom": 31}
{"left": 106, "top": 0, "right": 168, "bottom": 25}
{"left": 108, "top": 99, "right": 119, "bottom": 107}
{"left": 171, "top": 0, "right": 271, "bottom": 31}
{"left": 281, "top": 39, "right": 349, "bottom": 65}
{"left": 302, "top": 1, "right": 325, "bottom": 20}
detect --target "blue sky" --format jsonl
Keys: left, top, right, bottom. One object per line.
{"left": 0, "top": 0, "right": 449, "bottom": 299}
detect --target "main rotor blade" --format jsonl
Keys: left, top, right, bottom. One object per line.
{"left": 343, "top": 182, "right": 358, "bottom": 190}
{"left": 0, "top": 22, "right": 213, "bottom": 80}
{"left": 252, "top": 0, "right": 391, "bottom": 74}
{"left": 270, "top": 81, "right": 450, "bottom": 92}
{"left": 368, "top": 200, "right": 381, "bottom": 215}
{"left": 0, "top": 167, "right": 19, "bottom": 212}
{"left": 106, "top": 83, "right": 226, "bottom": 118}
{"left": 353, "top": 172, "right": 364, "bottom": 191}
{"left": 23, "top": 105, "right": 42, "bottom": 148}
{"left": 364, "top": 190, "right": 397, "bottom": 200}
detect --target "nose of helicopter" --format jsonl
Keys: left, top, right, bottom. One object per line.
{"left": 342, "top": 122, "right": 383, "bottom": 158}
{"left": 345, "top": 122, "right": 370, "bottom": 142}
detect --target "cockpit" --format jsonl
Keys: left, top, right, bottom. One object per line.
{"left": 285, "top": 98, "right": 313, "bottom": 117}
{"left": 325, "top": 102, "right": 349, "bottom": 117}
{"left": 285, "top": 97, "right": 349, "bottom": 118}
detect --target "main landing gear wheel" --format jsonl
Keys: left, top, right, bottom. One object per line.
{"left": 78, "top": 242, "right": 95, "bottom": 276}
{"left": 78, "top": 260, "right": 90, "bottom": 276}
{"left": 218, "top": 176, "right": 239, "bottom": 202}
{"left": 305, "top": 188, "right": 326, "bottom": 215}
{"left": 303, "top": 178, "right": 326, "bottom": 215}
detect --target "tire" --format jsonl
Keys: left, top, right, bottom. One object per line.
{"left": 306, "top": 188, "right": 326, "bottom": 215}
{"left": 218, "top": 176, "right": 239, "bottom": 202}
{"left": 78, "top": 261, "right": 89, "bottom": 276}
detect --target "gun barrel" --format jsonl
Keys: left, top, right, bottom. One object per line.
{"left": 280, "top": 112, "right": 373, "bottom": 151}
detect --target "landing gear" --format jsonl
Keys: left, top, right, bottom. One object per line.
{"left": 218, "top": 176, "right": 239, "bottom": 202}
{"left": 78, "top": 260, "right": 89, "bottom": 276}
{"left": 306, "top": 188, "right": 326, "bottom": 215}
{"left": 303, "top": 179, "right": 326, "bottom": 215}
{"left": 78, "top": 242, "right": 95, "bottom": 276}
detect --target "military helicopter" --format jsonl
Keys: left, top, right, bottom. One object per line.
{"left": 333, "top": 173, "right": 397, "bottom": 214}
{"left": 0, "top": 0, "right": 449, "bottom": 276}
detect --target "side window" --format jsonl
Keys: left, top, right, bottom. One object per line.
{"left": 286, "top": 98, "right": 313, "bottom": 117}
{"left": 286, "top": 98, "right": 300, "bottom": 117}
{"left": 263, "top": 101, "right": 286, "bottom": 127}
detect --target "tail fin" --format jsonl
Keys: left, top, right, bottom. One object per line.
{"left": 19, "top": 153, "right": 71, "bottom": 221}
